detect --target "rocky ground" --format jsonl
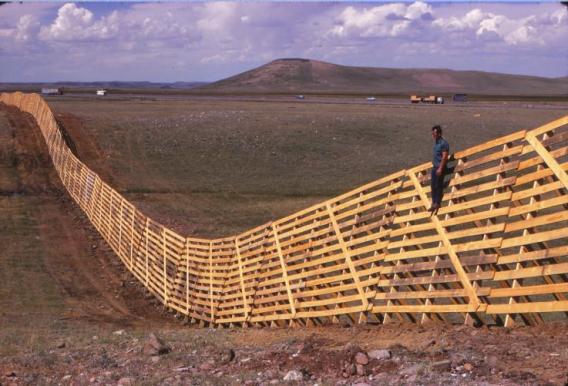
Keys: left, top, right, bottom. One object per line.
{"left": 1, "top": 320, "right": 567, "bottom": 385}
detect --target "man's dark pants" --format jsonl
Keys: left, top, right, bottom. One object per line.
{"left": 431, "top": 168, "right": 446, "bottom": 207}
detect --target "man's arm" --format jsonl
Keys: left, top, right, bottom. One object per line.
{"left": 437, "top": 151, "right": 448, "bottom": 176}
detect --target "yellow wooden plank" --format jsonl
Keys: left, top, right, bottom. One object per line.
{"left": 454, "top": 130, "right": 527, "bottom": 159}
{"left": 525, "top": 131, "right": 568, "bottom": 191}
{"left": 376, "top": 287, "right": 491, "bottom": 300}
{"left": 454, "top": 145, "right": 523, "bottom": 173}
{"left": 501, "top": 228, "right": 568, "bottom": 249}
{"left": 441, "top": 207, "right": 510, "bottom": 227}
{"left": 489, "top": 283, "right": 568, "bottom": 298}
{"left": 372, "top": 304, "right": 478, "bottom": 314}
{"left": 493, "top": 262, "right": 568, "bottom": 281}
{"left": 526, "top": 115, "right": 568, "bottom": 137}
{"left": 385, "top": 245, "right": 449, "bottom": 262}
{"left": 448, "top": 161, "right": 519, "bottom": 187}
{"left": 234, "top": 237, "right": 250, "bottom": 320}
{"left": 497, "top": 246, "right": 568, "bottom": 265}
{"left": 444, "top": 177, "right": 516, "bottom": 201}
{"left": 271, "top": 225, "right": 297, "bottom": 316}
{"left": 511, "top": 180, "right": 564, "bottom": 202}
{"left": 487, "top": 300, "right": 568, "bottom": 314}
{"left": 508, "top": 195, "right": 568, "bottom": 217}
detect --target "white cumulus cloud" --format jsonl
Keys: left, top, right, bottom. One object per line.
{"left": 330, "top": 2, "right": 433, "bottom": 38}
{"left": 39, "top": 3, "right": 119, "bottom": 41}
{"left": 433, "top": 7, "right": 566, "bottom": 46}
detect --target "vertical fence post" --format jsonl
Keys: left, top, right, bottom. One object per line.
{"left": 106, "top": 188, "right": 114, "bottom": 242}
{"left": 271, "top": 224, "right": 296, "bottom": 318}
{"left": 145, "top": 218, "right": 149, "bottom": 288}
{"left": 234, "top": 237, "right": 249, "bottom": 323}
{"left": 129, "top": 208, "right": 135, "bottom": 270}
{"left": 162, "top": 227, "right": 168, "bottom": 306}
{"left": 118, "top": 198, "right": 124, "bottom": 259}
{"left": 209, "top": 241, "right": 215, "bottom": 325}
{"left": 185, "top": 239, "right": 190, "bottom": 317}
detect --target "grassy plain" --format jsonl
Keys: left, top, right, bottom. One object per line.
{"left": 47, "top": 96, "right": 568, "bottom": 237}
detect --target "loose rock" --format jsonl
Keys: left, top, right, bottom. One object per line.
{"left": 464, "top": 363, "right": 474, "bottom": 372}
{"left": 368, "top": 349, "right": 391, "bottom": 361}
{"left": 143, "top": 333, "right": 171, "bottom": 356}
{"left": 220, "top": 348, "right": 235, "bottom": 363}
{"left": 283, "top": 370, "right": 304, "bottom": 382}
{"left": 355, "top": 352, "right": 369, "bottom": 365}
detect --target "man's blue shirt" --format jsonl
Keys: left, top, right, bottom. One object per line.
{"left": 433, "top": 137, "right": 449, "bottom": 168}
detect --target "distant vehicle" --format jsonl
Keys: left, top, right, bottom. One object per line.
{"left": 296, "top": 95, "right": 305, "bottom": 100}
{"left": 453, "top": 93, "right": 467, "bottom": 102}
{"left": 41, "top": 88, "right": 63, "bottom": 96}
{"left": 366, "top": 97, "right": 376, "bottom": 101}
{"left": 410, "top": 95, "right": 422, "bottom": 103}
{"left": 96, "top": 89, "right": 107, "bottom": 96}
{"left": 410, "top": 95, "right": 444, "bottom": 104}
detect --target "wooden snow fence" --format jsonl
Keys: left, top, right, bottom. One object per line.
{"left": 1, "top": 92, "right": 567, "bottom": 327}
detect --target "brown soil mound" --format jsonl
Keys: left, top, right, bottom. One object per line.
{"left": 0, "top": 103, "right": 176, "bottom": 328}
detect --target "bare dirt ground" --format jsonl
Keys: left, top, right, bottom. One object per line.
{"left": 0, "top": 101, "right": 567, "bottom": 385}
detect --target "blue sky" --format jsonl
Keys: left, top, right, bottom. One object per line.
{"left": 0, "top": 2, "right": 566, "bottom": 82}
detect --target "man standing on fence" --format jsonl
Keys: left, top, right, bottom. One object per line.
{"left": 430, "top": 125, "right": 449, "bottom": 213}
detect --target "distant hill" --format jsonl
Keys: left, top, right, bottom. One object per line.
{"left": 201, "top": 58, "right": 568, "bottom": 96}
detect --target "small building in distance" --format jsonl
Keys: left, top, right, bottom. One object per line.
{"left": 96, "top": 89, "right": 107, "bottom": 96}
{"left": 453, "top": 93, "right": 468, "bottom": 102}
{"left": 41, "top": 88, "right": 63, "bottom": 96}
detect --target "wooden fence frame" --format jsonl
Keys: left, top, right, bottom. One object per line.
{"left": 2, "top": 92, "right": 567, "bottom": 327}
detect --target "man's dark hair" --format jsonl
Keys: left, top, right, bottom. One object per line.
{"left": 432, "top": 125, "right": 442, "bottom": 135}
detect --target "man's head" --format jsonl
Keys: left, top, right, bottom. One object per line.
{"left": 431, "top": 125, "right": 442, "bottom": 141}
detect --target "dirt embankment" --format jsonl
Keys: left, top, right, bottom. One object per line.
{"left": 53, "top": 110, "right": 116, "bottom": 185}
{"left": 0, "top": 103, "right": 176, "bottom": 327}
